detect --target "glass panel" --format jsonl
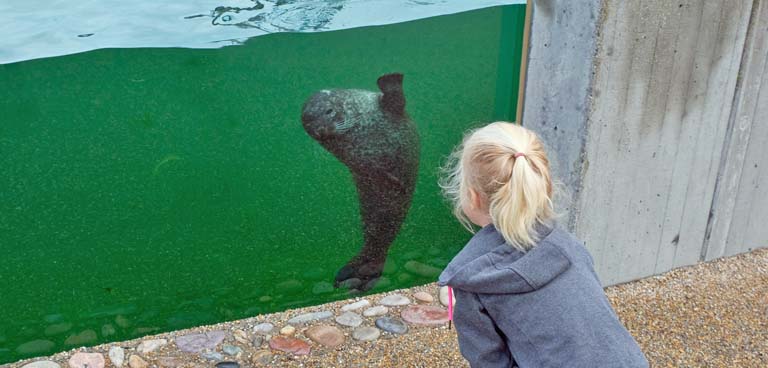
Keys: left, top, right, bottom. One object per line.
{"left": 0, "top": 3, "right": 525, "bottom": 363}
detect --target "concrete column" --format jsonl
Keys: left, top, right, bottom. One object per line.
{"left": 521, "top": 0, "right": 603, "bottom": 230}
{"left": 704, "top": 0, "right": 768, "bottom": 261}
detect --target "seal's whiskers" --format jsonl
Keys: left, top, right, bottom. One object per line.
{"left": 335, "top": 114, "right": 364, "bottom": 132}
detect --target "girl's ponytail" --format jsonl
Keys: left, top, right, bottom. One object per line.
{"left": 490, "top": 149, "right": 553, "bottom": 252}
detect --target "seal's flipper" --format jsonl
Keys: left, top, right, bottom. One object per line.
{"left": 377, "top": 73, "right": 405, "bottom": 117}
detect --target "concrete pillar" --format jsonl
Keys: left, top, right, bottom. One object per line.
{"left": 521, "top": 0, "right": 603, "bottom": 230}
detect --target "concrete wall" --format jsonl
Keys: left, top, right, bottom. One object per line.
{"left": 523, "top": 0, "right": 768, "bottom": 285}
{"left": 704, "top": 0, "right": 768, "bottom": 261}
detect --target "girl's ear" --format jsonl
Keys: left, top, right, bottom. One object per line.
{"left": 469, "top": 188, "right": 483, "bottom": 210}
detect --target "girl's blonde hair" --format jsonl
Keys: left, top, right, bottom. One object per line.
{"left": 440, "top": 122, "right": 555, "bottom": 252}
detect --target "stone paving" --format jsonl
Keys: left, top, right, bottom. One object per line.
{"left": 6, "top": 286, "right": 454, "bottom": 368}
{"left": 4, "top": 248, "right": 767, "bottom": 367}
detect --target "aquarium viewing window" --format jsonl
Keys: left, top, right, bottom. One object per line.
{"left": 0, "top": 0, "right": 529, "bottom": 363}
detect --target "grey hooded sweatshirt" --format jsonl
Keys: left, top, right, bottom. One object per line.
{"left": 438, "top": 223, "right": 649, "bottom": 368}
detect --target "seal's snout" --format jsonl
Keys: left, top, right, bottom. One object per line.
{"left": 301, "top": 91, "right": 338, "bottom": 139}
{"left": 300, "top": 108, "right": 315, "bottom": 126}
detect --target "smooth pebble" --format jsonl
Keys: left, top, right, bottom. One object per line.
{"left": 268, "top": 336, "right": 311, "bottom": 355}
{"left": 200, "top": 352, "right": 224, "bottom": 361}
{"left": 108, "top": 346, "right": 125, "bottom": 368}
{"left": 305, "top": 325, "right": 345, "bottom": 348}
{"left": 64, "top": 330, "right": 97, "bottom": 346}
{"left": 128, "top": 355, "right": 148, "bottom": 368}
{"left": 401, "top": 305, "right": 449, "bottom": 325}
{"left": 175, "top": 331, "right": 226, "bottom": 353}
{"left": 233, "top": 329, "right": 249, "bottom": 344}
{"left": 252, "top": 335, "right": 264, "bottom": 347}
{"left": 280, "top": 325, "right": 296, "bottom": 335}
{"left": 20, "top": 361, "right": 60, "bottom": 368}
{"left": 156, "top": 357, "right": 182, "bottom": 368}
{"left": 439, "top": 286, "right": 455, "bottom": 307}
{"left": 215, "top": 362, "right": 240, "bottom": 368}
{"left": 404, "top": 260, "right": 441, "bottom": 278}
{"left": 136, "top": 338, "right": 167, "bottom": 353}
{"left": 335, "top": 311, "right": 363, "bottom": 327}
{"left": 287, "top": 311, "right": 333, "bottom": 325}
{"left": 68, "top": 353, "right": 105, "bottom": 368}
{"left": 222, "top": 344, "right": 242, "bottom": 356}
{"left": 253, "top": 322, "right": 274, "bottom": 334}
{"left": 363, "top": 306, "right": 389, "bottom": 317}
{"left": 351, "top": 326, "right": 381, "bottom": 342}
{"left": 375, "top": 317, "right": 409, "bottom": 334}
{"left": 251, "top": 350, "right": 273, "bottom": 365}
{"left": 341, "top": 299, "right": 370, "bottom": 312}
{"left": 312, "top": 281, "right": 334, "bottom": 294}
{"left": 176, "top": 331, "right": 226, "bottom": 353}
{"left": 413, "top": 291, "right": 434, "bottom": 303}
{"left": 378, "top": 294, "right": 411, "bottom": 306}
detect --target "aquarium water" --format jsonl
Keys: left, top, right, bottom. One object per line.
{"left": 0, "top": 0, "right": 525, "bottom": 363}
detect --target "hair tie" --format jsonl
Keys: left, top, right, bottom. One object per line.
{"left": 514, "top": 152, "right": 526, "bottom": 159}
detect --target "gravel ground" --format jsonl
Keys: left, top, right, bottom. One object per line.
{"left": 5, "top": 248, "right": 766, "bottom": 368}
{"left": 606, "top": 248, "right": 767, "bottom": 367}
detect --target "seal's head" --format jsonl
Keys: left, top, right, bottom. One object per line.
{"left": 301, "top": 89, "right": 345, "bottom": 141}
{"left": 301, "top": 73, "right": 406, "bottom": 142}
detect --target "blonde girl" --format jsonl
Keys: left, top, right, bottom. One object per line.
{"left": 438, "top": 122, "right": 648, "bottom": 368}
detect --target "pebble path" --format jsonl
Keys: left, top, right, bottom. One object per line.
{"left": 4, "top": 248, "right": 766, "bottom": 367}
{"left": 7, "top": 287, "right": 452, "bottom": 368}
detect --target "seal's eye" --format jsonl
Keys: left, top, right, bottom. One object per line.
{"left": 324, "top": 108, "right": 334, "bottom": 116}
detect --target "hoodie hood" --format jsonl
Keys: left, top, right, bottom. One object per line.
{"left": 438, "top": 222, "right": 570, "bottom": 294}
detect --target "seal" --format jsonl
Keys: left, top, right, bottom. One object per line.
{"left": 301, "top": 73, "right": 419, "bottom": 291}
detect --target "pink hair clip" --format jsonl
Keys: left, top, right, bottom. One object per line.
{"left": 514, "top": 152, "right": 526, "bottom": 159}
{"left": 448, "top": 286, "right": 453, "bottom": 329}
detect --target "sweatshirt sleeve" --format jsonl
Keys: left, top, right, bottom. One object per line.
{"left": 452, "top": 289, "right": 514, "bottom": 368}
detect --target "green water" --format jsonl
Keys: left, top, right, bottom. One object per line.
{"left": 0, "top": 5, "right": 524, "bottom": 363}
